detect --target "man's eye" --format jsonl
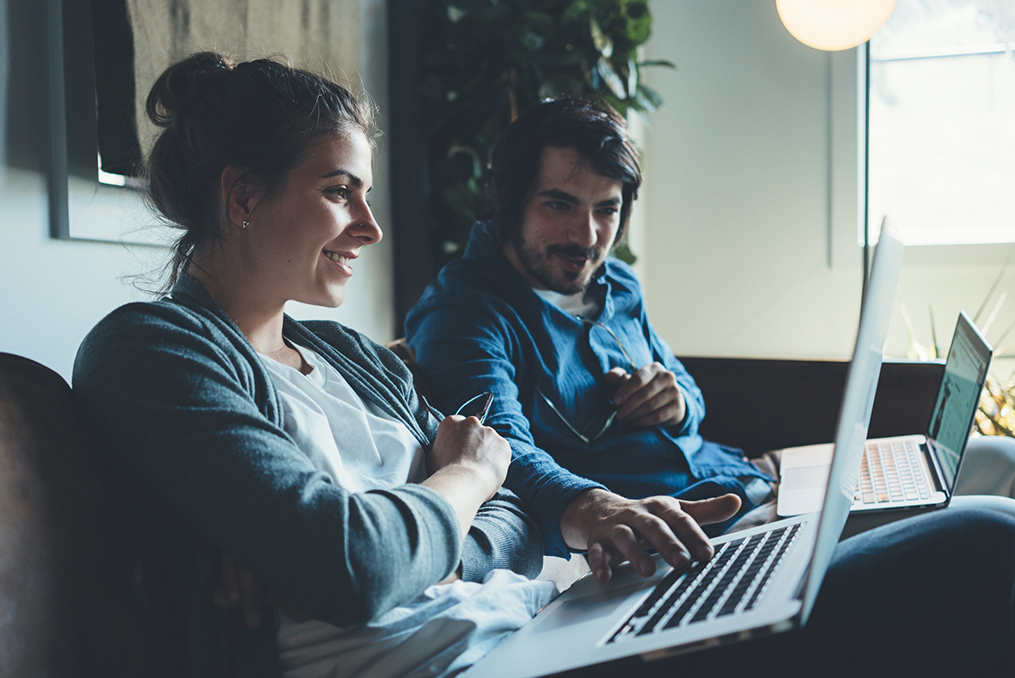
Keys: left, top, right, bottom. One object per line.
{"left": 546, "top": 201, "right": 569, "bottom": 210}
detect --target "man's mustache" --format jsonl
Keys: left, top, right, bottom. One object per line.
{"left": 547, "top": 244, "right": 602, "bottom": 261}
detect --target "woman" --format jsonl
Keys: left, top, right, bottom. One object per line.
{"left": 72, "top": 53, "right": 555, "bottom": 678}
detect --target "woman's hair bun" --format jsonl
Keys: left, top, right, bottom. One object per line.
{"left": 146, "top": 52, "right": 235, "bottom": 128}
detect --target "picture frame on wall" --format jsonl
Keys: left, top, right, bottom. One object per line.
{"left": 48, "top": 0, "right": 360, "bottom": 245}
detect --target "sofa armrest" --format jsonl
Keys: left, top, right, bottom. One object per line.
{"left": 679, "top": 356, "right": 945, "bottom": 457}
{"left": 0, "top": 353, "right": 177, "bottom": 677}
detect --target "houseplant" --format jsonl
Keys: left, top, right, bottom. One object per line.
{"left": 902, "top": 263, "right": 1015, "bottom": 437}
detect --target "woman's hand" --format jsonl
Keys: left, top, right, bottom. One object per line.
{"left": 427, "top": 414, "right": 511, "bottom": 501}
{"left": 422, "top": 415, "right": 511, "bottom": 547}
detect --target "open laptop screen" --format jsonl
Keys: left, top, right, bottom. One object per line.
{"left": 800, "top": 220, "right": 904, "bottom": 623}
{"left": 928, "top": 312, "right": 992, "bottom": 490}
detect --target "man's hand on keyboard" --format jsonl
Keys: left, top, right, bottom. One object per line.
{"left": 560, "top": 489, "right": 742, "bottom": 583}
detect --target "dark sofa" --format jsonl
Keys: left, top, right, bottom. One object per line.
{"left": 0, "top": 351, "right": 944, "bottom": 676}
{"left": 682, "top": 357, "right": 944, "bottom": 456}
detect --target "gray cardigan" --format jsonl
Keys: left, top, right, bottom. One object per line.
{"left": 72, "top": 274, "right": 543, "bottom": 678}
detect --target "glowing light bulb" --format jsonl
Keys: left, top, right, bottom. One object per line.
{"left": 777, "top": 0, "right": 898, "bottom": 51}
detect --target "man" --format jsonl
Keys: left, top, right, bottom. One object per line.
{"left": 406, "top": 98, "right": 769, "bottom": 583}
{"left": 406, "top": 97, "right": 1015, "bottom": 587}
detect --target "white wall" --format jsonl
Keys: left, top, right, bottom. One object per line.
{"left": 286, "top": 0, "right": 394, "bottom": 341}
{"left": 640, "top": 1, "right": 1015, "bottom": 378}
{"left": 0, "top": 0, "right": 394, "bottom": 381}
{"left": 640, "top": 0, "right": 862, "bottom": 361}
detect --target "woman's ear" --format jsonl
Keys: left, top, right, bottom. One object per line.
{"left": 220, "top": 166, "right": 262, "bottom": 229}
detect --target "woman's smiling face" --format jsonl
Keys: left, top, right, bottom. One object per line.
{"left": 241, "top": 131, "right": 381, "bottom": 309}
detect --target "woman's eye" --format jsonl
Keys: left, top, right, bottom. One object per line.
{"left": 329, "top": 187, "right": 349, "bottom": 199}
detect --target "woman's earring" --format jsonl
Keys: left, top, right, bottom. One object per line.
{"left": 241, "top": 220, "right": 250, "bottom": 229}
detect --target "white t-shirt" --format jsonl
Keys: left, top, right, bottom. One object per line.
{"left": 260, "top": 344, "right": 557, "bottom": 678}
{"left": 261, "top": 344, "right": 427, "bottom": 493}
{"left": 532, "top": 287, "right": 601, "bottom": 319}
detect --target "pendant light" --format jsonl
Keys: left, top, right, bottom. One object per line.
{"left": 777, "top": 0, "right": 898, "bottom": 51}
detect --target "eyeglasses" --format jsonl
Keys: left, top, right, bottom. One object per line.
{"left": 422, "top": 391, "right": 494, "bottom": 424}
{"left": 535, "top": 315, "right": 636, "bottom": 445}
{"left": 535, "top": 387, "right": 618, "bottom": 445}
{"left": 576, "top": 315, "right": 636, "bottom": 366}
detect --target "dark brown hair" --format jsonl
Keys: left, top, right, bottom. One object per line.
{"left": 144, "top": 52, "right": 374, "bottom": 291}
{"left": 489, "top": 97, "right": 641, "bottom": 247}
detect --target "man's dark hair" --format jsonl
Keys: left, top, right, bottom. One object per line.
{"left": 488, "top": 97, "right": 642, "bottom": 247}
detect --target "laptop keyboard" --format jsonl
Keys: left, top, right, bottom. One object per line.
{"left": 607, "top": 523, "right": 803, "bottom": 644}
{"left": 855, "top": 438, "right": 931, "bottom": 504}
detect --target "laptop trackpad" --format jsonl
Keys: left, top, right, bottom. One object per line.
{"left": 533, "top": 582, "right": 644, "bottom": 634}
{"left": 782, "top": 465, "right": 829, "bottom": 488}
{"left": 778, "top": 444, "right": 833, "bottom": 516}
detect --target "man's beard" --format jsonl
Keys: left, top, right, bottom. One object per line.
{"left": 513, "top": 238, "right": 603, "bottom": 295}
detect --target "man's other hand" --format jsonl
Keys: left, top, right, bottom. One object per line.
{"left": 605, "top": 363, "right": 685, "bottom": 428}
{"left": 561, "top": 488, "right": 742, "bottom": 583}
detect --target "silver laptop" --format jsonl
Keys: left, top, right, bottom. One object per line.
{"left": 778, "top": 310, "right": 991, "bottom": 518}
{"left": 463, "top": 224, "right": 905, "bottom": 678}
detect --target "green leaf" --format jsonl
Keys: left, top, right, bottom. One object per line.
{"left": 446, "top": 145, "right": 484, "bottom": 178}
{"left": 636, "top": 83, "right": 664, "bottom": 110}
{"left": 616, "top": 0, "right": 651, "bottom": 45}
{"left": 638, "top": 58, "right": 676, "bottom": 69}
{"left": 538, "top": 73, "right": 584, "bottom": 98}
{"left": 442, "top": 181, "right": 485, "bottom": 220}
{"left": 562, "top": 1, "right": 592, "bottom": 23}
{"left": 589, "top": 17, "right": 613, "bottom": 58}
{"left": 611, "top": 241, "right": 637, "bottom": 265}
{"left": 522, "top": 31, "right": 546, "bottom": 50}
{"left": 597, "top": 56, "right": 626, "bottom": 98}
{"left": 523, "top": 10, "right": 556, "bottom": 36}
{"left": 625, "top": 56, "right": 637, "bottom": 96}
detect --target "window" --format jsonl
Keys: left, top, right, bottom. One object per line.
{"left": 868, "top": 0, "right": 1015, "bottom": 246}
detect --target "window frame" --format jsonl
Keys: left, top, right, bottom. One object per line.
{"left": 861, "top": 14, "right": 1015, "bottom": 266}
